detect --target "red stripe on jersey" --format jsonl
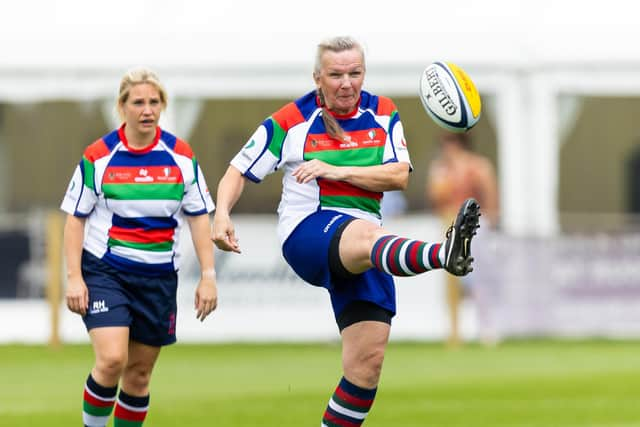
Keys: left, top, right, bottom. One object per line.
{"left": 319, "top": 180, "right": 382, "bottom": 201}
{"left": 109, "top": 226, "right": 174, "bottom": 244}
{"left": 173, "top": 138, "right": 194, "bottom": 158}
{"left": 114, "top": 403, "right": 147, "bottom": 421}
{"left": 376, "top": 96, "right": 396, "bottom": 116}
{"left": 102, "top": 166, "right": 182, "bottom": 184}
{"left": 305, "top": 129, "right": 386, "bottom": 153}
{"left": 271, "top": 102, "right": 305, "bottom": 131}
{"left": 83, "top": 390, "right": 115, "bottom": 407}
{"left": 84, "top": 139, "right": 111, "bottom": 162}
{"left": 334, "top": 387, "right": 375, "bottom": 408}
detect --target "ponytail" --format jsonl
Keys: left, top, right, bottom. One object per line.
{"left": 317, "top": 89, "right": 345, "bottom": 141}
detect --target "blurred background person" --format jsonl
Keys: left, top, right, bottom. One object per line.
{"left": 426, "top": 131, "right": 499, "bottom": 347}
{"left": 61, "top": 68, "right": 217, "bottom": 427}
{"left": 627, "top": 141, "right": 640, "bottom": 220}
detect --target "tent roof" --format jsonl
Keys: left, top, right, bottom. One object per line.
{"left": 3, "top": 0, "right": 639, "bottom": 71}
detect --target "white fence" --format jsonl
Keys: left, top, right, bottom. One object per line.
{"left": 2, "top": 213, "right": 640, "bottom": 344}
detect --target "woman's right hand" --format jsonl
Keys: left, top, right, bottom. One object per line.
{"left": 212, "top": 213, "right": 241, "bottom": 253}
{"left": 66, "top": 274, "right": 89, "bottom": 316}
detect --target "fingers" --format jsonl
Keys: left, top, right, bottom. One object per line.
{"left": 66, "top": 291, "right": 88, "bottom": 316}
{"left": 292, "top": 167, "right": 316, "bottom": 184}
{"left": 195, "top": 297, "right": 218, "bottom": 322}
{"left": 292, "top": 160, "right": 323, "bottom": 184}
{"left": 213, "top": 232, "right": 241, "bottom": 253}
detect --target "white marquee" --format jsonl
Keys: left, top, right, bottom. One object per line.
{"left": 3, "top": 0, "right": 640, "bottom": 235}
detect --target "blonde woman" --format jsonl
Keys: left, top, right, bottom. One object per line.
{"left": 61, "top": 68, "right": 217, "bottom": 427}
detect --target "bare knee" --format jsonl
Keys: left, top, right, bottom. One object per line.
{"left": 343, "top": 345, "right": 386, "bottom": 389}
{"left": 122, "top": 360, "right": 154, "bottom": 394}
{"left": 94, "top": 350, "right": 127, "bottom": 382}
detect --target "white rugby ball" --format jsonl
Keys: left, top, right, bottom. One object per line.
{"left": 419, "top": 61, "right": 482, "bottom": 132}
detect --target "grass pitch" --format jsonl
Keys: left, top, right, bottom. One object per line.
{"left": 1, "top": 340, "right": 639, "bottom": 426}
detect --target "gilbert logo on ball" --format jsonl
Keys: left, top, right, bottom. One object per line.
{"left": 419, "top": 61, "right": 482, "bottom": 132}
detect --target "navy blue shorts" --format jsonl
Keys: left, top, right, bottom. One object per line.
{"left": 81, "top": 251, "right": 178, "bottom": 347}
{"left": 282, "top": 210, "right": 396, "bottom": 321}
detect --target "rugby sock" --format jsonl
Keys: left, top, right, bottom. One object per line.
{"left": 114, "top": 390, "right": 149, "bottom": 426}
{"left": 82, "top": 374, "right": 117, "bottom": 427}
{"left": 371, "top": 235, "right": 444, "bottom": 276}
{"left": 322, "top": 376, "right": 377, "bottom": 427}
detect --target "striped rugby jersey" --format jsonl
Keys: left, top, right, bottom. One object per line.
{"left": 231, "top": 90, "right": 411, "bottom": 245}
{"left": 61, "top": 125, "right": 214, "bottom": 276}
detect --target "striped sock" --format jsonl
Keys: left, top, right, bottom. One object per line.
{"left": 83, "top": 374, "right": 117, "bottom": 427}
{"left": 321, "top": 376, "right": 377, "bottom": 427}
{"left": 371, "top": 235, "right": 444, "bottom": 276}
{"left": 114, "top": 390, "right": 149, "bottom": 426}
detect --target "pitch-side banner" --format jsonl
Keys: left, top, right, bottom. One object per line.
{"left": 174, "top": 214, "right": 453, "bottom": 342}
{"left": 471, "top": 231, "right": 640, "bottom": 340}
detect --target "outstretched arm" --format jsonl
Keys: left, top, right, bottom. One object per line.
{"left": 212, "top": 165, "right": 246, "bottom": 253}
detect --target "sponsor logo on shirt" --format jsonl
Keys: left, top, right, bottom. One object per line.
{"left": 135, "top": 168, "right": 154, "bottom": 183}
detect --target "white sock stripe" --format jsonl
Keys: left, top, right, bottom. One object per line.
{"left": 328, "top": 398, "right": 368, "bottom": 420}
{"left": 83, "top": 413, "right": 110, "bottom": 426}
{"left": 379, "top": 236, "right": 401, "bottom": 274}
{"left": 438, "top": 244, "right": 446, "bottom": 267}
{"left": 84, "top": 385, "right": 116, "bottom": 402}
{"left": 116, "top": 398, "right": 149, "bottom": 412}
{"left": 397, "top": 239, "right": 413, "bottom": 275}
{"left": 422, "top": 243, "right": 442, "bottom": 269}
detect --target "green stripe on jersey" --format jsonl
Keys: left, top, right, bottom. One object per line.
{"left": 83, "top": 401, "right": 113, "bottom": 417}
{"left": 268, "top": 119, "right": 287, "bottom": 157}
{"left": 108, "top": 238, "right": 173, "bottom": 252}
{"left": 82, "top": 157, "right": 96, "bottom": 190}
{"left": 320, "top": 195, "right": 380, "bottom": 214}
{"left": 102, "top": 183, "right": 184, "bottom": 201}
{"left": 305, "top": 146, "right": 383, "bottom": 167}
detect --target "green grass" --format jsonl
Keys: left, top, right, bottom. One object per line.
{"left": 1, "top": 340, "right": 640, "bottom": 426}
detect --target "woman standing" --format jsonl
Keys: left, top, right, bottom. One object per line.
{"left": 61, "top": 68, "right": 217, "bottom": 427}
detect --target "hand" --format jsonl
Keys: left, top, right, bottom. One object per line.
{"left": 194, "top": 275, "right": 218, "bottom": 322}
{"left": 292, "top": 159, "right": 342, "bottom": 184}
{"left": 66, "top": 274, "right": 89, "bottom": 316}
{"left": 212, "top": 213, "right": 241, "bottom": 253}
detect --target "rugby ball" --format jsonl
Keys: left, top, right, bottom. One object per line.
{"left": 419, "top": 61, "right": 482, "bottom": 132}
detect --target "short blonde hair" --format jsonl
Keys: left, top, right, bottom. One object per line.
{"left": 116, "top": 67, "right": 168, "bottom": 120}
{"left": 314, "top": 36, "right": 365, "bottom": 76}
